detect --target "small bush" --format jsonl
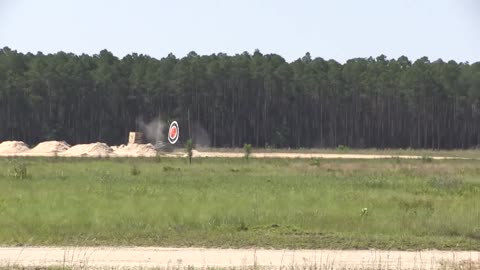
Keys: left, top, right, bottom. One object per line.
{"left": 421, "top": 155, "right": 433, "bottom": 163}
{"left": 56, "top": 170, "right": 68, "bottom": 181}
{"left": 397, "top": 198, "right": 434, "bottom": 214}
{"left": 429, "top": 177, "right": 464, "bottom": 190}
{"left": 337, "top": 144, "right": 349, "bottom": 151}
{"left": 10, "top": 161, "right": 28, "bottom": 179}
{"left": 130, "top": 165, "right": 141, "bottom": 176}
{"left": 237, "top": 221, "right": 249, "bottom": 231}
{"left": 95, "top": 169, "right": 114, "bottom": 182}
{"left": 392, "top": 156, "right": 401, "bottom": 164}
{"left": 243, "top": 143, "right": 252, "bottom": 161}
{"left": 469, "top": 228, "right": 480, "bottom": 240}
{"left": 154, "top": 152, "right": 162, "bottom": 163}
{"left": 185, "top": 139, "right": 193, "bottom": 164}
{"left": 163, "top": 166, "right": 180, "bottom": 172}
{"left": 309, "top": 158, "right": 321, "bottom": 166}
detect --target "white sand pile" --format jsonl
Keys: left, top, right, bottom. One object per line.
{"left": 114, "top": 143, "right": 157, "bottom": 157}
{"left": 61, "top": 142, "right": 113, "bottom": 157}
{"left": 0, "top": 141, "right": 30, "bottom": 154}
{"left": 110, "top": 144, "right": 126, "bottom": 151}
{"left": 28, "top": 141, "right": 70, "bottom": 154}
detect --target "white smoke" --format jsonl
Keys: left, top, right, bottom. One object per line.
{"left": 192, "top": 122, "right": 211, "bottom": 147}
{"left": 136, "top": 116, "right": 166, "bottom": 144}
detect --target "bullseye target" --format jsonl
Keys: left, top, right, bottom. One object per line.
{"left": 168, "top": 121, "right": 179, "bottom": 144}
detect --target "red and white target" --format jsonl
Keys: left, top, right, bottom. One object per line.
{"left": 168, "top": 121, "right": 179, "bottom": 144}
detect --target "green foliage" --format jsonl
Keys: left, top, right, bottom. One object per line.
{"left": 0, "top": 157, "right": 479, "bottom": 250}
{"left": 309, "top": 158, "right": 321, "bottom": 166}
{"left": 185, "top": 139, "right": 193, "bottom": 164}
{"left": 337, "top": 145, "right": 349, "bottom": 151}
{"left": 9, "top": 160, "right": 28, "bottom": 179}
{"left": 154, "top": 152, "right": 162, "bottom": 163}
{"left": 1, "top": 47, "right": 480, "bottom": 149}
{"left": 130, "top": 164, "right": 141, "bottom": 176}
{"left": 422, "top": 155, "right": 434, "bottom": 163}
{"left": 243, "top": 143, "right": 252, "bottom": 161}
{"left": 360, "top": 208, "right": 369, "bottom": 217}
{"left": 95, "top": 169, "right": 114, "bottom": 183}
{"left": 163, "top": 166, "right": 180, "bottom": 172}
{"left": 429, "top": 177, "right": 464, "bottom": 191}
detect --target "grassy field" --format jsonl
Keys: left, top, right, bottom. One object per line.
{"left": 0, "top": 156, "right": 479, "bottom": 250}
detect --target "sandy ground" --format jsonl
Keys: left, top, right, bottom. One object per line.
{"left": 189, "top": 150, "right": 467, "bottom": 160}
{"left": 0, "top": 140, "right": 473, "bottom": 159}
{"left": 0, "top": 247, "right": 478, "bottom": 269}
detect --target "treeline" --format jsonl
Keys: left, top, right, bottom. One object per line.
{"left": 0, "top": 47, "right": 479, "bottom": 148}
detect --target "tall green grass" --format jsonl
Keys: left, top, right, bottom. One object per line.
{"left": 0, "top": 157, "right": 479, "bottom": 249}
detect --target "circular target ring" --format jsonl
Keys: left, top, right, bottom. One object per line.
{"left": 168, "top": 121, "right": 179, "bottom": 144}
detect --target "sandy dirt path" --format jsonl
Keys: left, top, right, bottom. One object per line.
{"left": 0, "top": 151, "right": 466, "bottom": 160}
{"left": 0, "top": 247, "right": 478, "bottom": 269}
{"left": 187, "top": 151, "right": 468, "bottom": 160}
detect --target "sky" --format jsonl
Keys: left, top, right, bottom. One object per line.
{"left": 0, "top": 0, "right": 479, "bottom": 63}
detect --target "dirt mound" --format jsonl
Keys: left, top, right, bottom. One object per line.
{"left": 0, "top": 141, "right": 30, "bottom": 154}
{"left": 29, "top": 141, "right": 70, "bottom": 154}
{"left": 114, "top": 143, "right": 157, "bottom": 157}
{"left": 61, "top": 142, "right": 113, "bottom": 157}
{"left": 110, "top": 144, "right": 126, "bottom": 151}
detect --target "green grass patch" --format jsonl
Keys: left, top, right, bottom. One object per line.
{"left": 0, "top": 157, "right": 479, "bottom": 250}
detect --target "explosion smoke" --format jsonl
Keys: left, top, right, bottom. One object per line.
{"left": 136, "top": 116, "right": 166, "bottom": 144}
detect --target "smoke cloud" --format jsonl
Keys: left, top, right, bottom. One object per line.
{"left": 136, "top": 117, "right": 210, "bottom": 147}
{"left": 136, "top": 116, "right": 166, "bottom": 144}
{"left": 192, "top": 122, "right": 211, "bottom": 147}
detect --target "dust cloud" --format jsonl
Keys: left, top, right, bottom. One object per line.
{"left": 192, "top": 122, "right": 211, "bottom": 147}
{"left": 137, "top": 116, "right": 166, "bottom": 144}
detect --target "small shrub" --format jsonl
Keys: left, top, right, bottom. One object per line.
{"left": 11, "top": 161, "right": 28, "bottom": 179}
{"left": 309, "top": 158, "right": 321, "bottom": 166}
{"left": 95, "top": 169, "right": 114, "bottom": 182}
{"left": 56, "top": 170, "right": 68, "bottom": 181}
{"left": 185, "top": 139, "right": 193, "bottom": 164}
{"left": 337, "top": 144, "right": 349, "bottom": 151}
{"left": 429, "top": 177, "right": 464, "bottom": 190}
{"left": 363, "top": 177, "right": 386, "bottom": 188}
{"left": 469, "top": 228, "right": 480, "bottom": 240}
{"left": 421, "top": 155, "right": 433, "bottom": 163}
{"left": 397, "top": 198, "right": 434, "bottom": 215}
{"left": 154, "top": 152, "right": 162, "bottom": 163}
{"left": 163, "top": 166, "right": 180, "bottom": 172}
{"left": 360, "top": 208, "right": 369, "bottom": 217}
{"left": 243, "top": 143, "right": 252, "bottom": 161}
{"left": 130, "top": 165, "right": 141, "bottom": 176}
{"left": 237, "top": 221, "right": 249, "bottom": 231}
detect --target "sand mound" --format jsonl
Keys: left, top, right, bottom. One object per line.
{"left": 61, "top": 142, "right": 113, "bottom": 157}
{"left": 29, "top": 141, "right": 70, "bottom": 154}
{"left": 114, "top": 143, "right": 157, "bottom": 157}
{"left": 0, "top": 141, "right": 30, "bottom": 154}
{"left": 110, "top": 144, "right": 126, "bottom": 151}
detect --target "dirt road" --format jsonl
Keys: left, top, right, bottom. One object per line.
{"left": 188, "top": 150, "right": 467, "bottom": 160}
{"left": 0, "top": 247, "right": 478, "bottom": 269}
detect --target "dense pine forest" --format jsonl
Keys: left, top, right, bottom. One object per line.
{"left": 0, "top": 47, "right": 479, "bottom": 149}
